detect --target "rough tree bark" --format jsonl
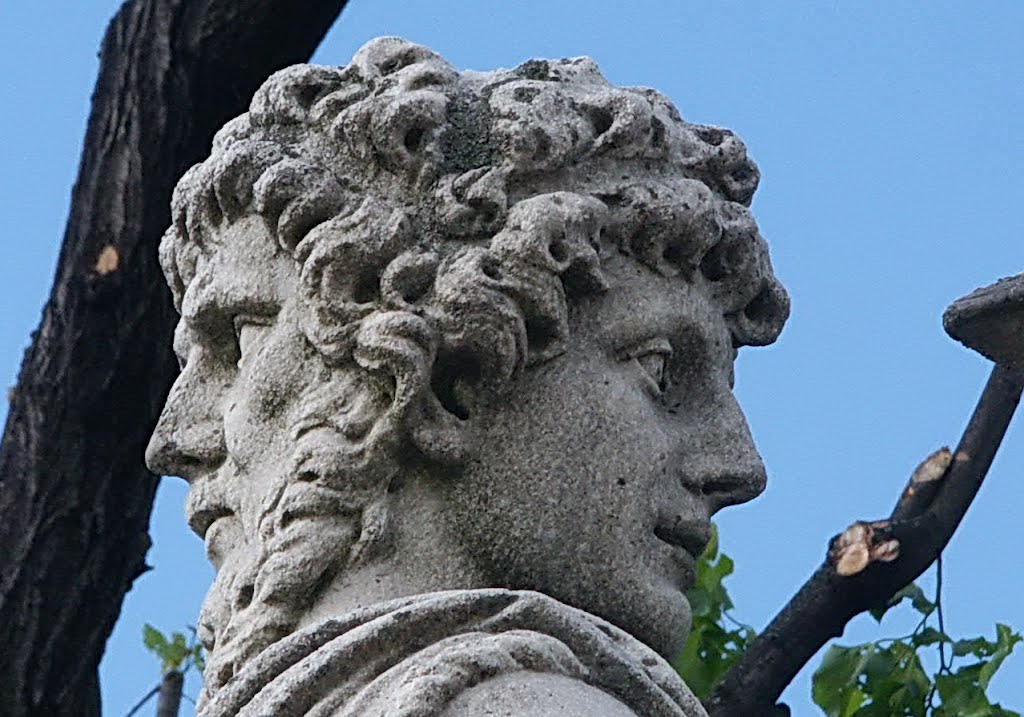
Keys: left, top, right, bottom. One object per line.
{"left": 0, "top": 2, "right": 347, "bottom": 715}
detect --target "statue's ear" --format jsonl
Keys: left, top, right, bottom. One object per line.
{"left": 407, "top": 349, "right": 482, "bottom": 466}
{"left": 352, "top": 313, "right": 478, "bottom": 468}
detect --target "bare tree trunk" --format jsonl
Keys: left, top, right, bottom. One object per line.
{"left": 0, "top": 2, "right": 347, "bottom": 715}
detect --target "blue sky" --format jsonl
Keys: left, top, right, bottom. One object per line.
{"left": 2, "top": 2, "right": 1022, "bottom": 715}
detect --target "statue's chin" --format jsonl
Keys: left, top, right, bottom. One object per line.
{"left": 639, "top": 587, "right": 693, "bottom": 661}
{"left": 565, "top": 581, "right": 693, "bottom": 662}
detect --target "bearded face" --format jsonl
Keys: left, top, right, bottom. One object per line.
{"left": 147, "top": 215, "right": 394, "bottom": 691}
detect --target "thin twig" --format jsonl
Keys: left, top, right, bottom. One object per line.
{"left": 936, "top": 556, "right": 949, "bottom": 674}
{"left": 123, "top": 684, "right": 159, "bottom": 717}
{"left": 924, "top": 557, "right": 945, "bottom": 713}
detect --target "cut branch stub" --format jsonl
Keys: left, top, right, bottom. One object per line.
{"left": 829, "top": 520, "right": 903, "bottom": 577}
{"left": 830, "top": 521, "right": 872, "bottom": 577}
{"left": 891, "top": 446, "right": 951, "bottom": 521}
{"left": 831, "top": 446, "right": 954, "bottom": 577}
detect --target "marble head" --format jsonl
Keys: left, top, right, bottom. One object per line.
{"left": 146, "top": 36, "right": 789, "bottom": 704}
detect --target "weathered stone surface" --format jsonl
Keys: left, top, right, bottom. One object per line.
{"left": 200, "top": 590, "right": 706, "bottom": 716}
{"left": 146, "top": 37, "right": 788, "bottom": 715}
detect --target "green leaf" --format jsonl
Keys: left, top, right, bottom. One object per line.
{"left": 142, "top": 624, "right": 198, "bottom": 674}
{"left": 912, "top": 626, "right": 950, "bottom": 648}
{"left": 675, "top": 524, "right": 753, "bottom": 699}
{"left": 877, "top": 583, "right": 935, "bottom": 621}
{"left": 687, "top": 587, "right": 711, "bottom": 619}
{"left": 192, "top": 642, "right": 206, "bottom": 672}
{"left": 142, "top": 624, "right": 168, "bottom": 654}
{"left": 703, "top": 523, "right": 719, "bottom": 561}
{"left": 935, "top": 671, "right": 993, "bottom": 717}
{"left": 979, "top": 624, "right": 1022, "bottom": 690}
{"left": 812, "top": 644, "right": 873, "bottom": 717}
{"left": 160, "top": 631, "right": 191, "bottom": 672}
{"left": 842, "top": 686, "right": 869, "bottom": 717}
{"left": 989, "top": 706, "right": 1021, "bottom": 717}
{"left": 860, "top": 642, "right": 929, "bottom": 717}
{"left": 953, "top": 636, "right": 997, "bottom": 658}
{"left": 862, "top": 645, "right": 899, "bottom": 685}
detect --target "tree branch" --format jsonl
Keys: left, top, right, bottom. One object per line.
{"left": 0, "top": 2, "right": 347, "bottom": 715}
{"left": 124, "top": 684, "right": 160, "bottom": 717}
{"left": 156, "top": 671, "right": 184, "bottom": 717}
{"left": 706, "top": 364, "right": 1024, "bottom": 717}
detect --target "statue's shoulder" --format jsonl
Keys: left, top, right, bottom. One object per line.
{"left": 440, "top": 670, "right": 639, "bottom": 716}
{"left": 200, "top": 589, "right": 706, "bottom": 716}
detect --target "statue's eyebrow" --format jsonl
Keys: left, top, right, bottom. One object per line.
{"left": 605, "top": 311, "right": 716, "bottom": 356}
{"left": 179, "top": 268, "right": 281, "bottom": 327}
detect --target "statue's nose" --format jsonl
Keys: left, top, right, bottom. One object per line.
{"left": 146, "top": 422, "right": 225, "bottom": 480}
{"left": 145, "top": 372, "right": 226, "bottom": 480}
{"left": 681, "top": 386, "right": 767, "bottom": 515}
{"left": 700, "top": 462, "right": 767, "bottom": 515}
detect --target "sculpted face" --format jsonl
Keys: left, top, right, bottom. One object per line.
{"left": 149, "top": 220, "right": 763, "bottom": 663}
{"left": 449, "top": 255, "right": 765, "bottom": 658}
{"left": 146, "top": 38, "right": 790, "bottom": 707}
{"left": 151, "top": 215, "right": 306, "bottom": 550}
{"left": 148, "top": 217, "right": 329, "bottom": 678}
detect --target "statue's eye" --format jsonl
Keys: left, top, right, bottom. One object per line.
{"left": 619, "top": 337, "right": 674, "bottom": 395}
{"left": 233, "top": 315, "right": 274, "bottom": 367}
{"left": 637, "top": 352, "right": 668, "bottom": 392}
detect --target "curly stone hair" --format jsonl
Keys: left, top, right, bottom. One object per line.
{"left": 163, "top": 34, "right": 787, "bottom": 454}
{"left": 160, "top": 37, "right": 790, "bottom": 701}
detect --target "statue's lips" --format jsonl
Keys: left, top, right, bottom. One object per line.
{"left": 184, "top": 477, "right": 235, "bottom": 539}
{"left": 653, "top": 518, "right": 711, "bottom": 561}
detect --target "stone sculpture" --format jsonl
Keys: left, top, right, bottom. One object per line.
{"left": 146, "top": 37, "right": 789, "bottom": 716}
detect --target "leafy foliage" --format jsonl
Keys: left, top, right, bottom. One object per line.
{"left": 142, "top": 624, "right": 205, "bottom": 676}
{"left": 812, "top": 640, "right": 932, "bottom": 716}
{"left": 673, "top": 524, "right": 756, "bottom": 699}
{"left": 812, "top": 587, "right": 1021, "bottom": 717}
{"left": 676, "top": 529, "right": 1021, "bottom": 716}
